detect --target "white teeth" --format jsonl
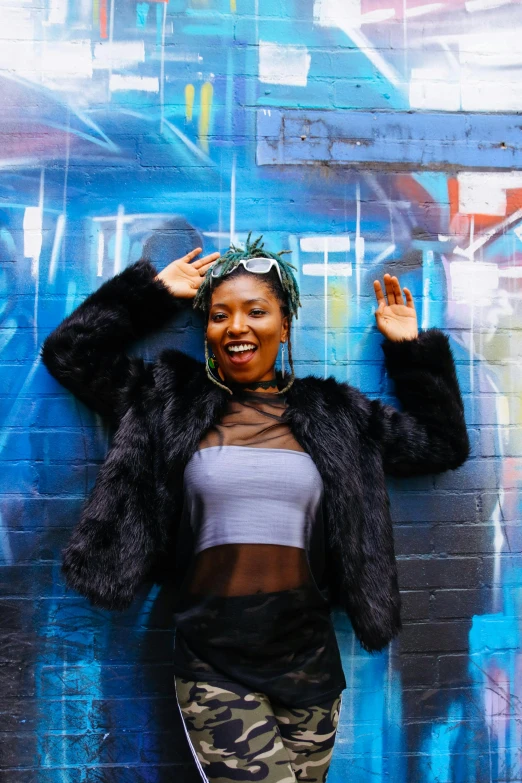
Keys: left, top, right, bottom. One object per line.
{"left": 227, "top": 343, "right": 256, "bottom": 353}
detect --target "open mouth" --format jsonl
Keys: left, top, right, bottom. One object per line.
{"left": 224, "top": 343, "right": 258, "bottom": 365}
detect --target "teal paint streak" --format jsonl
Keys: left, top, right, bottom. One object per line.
{"left": 328, "top": 615, "right": 405, "bottom": 781}
{"left": 156, "top": 3, "right": 163, "bottom": 47}
{"left": 420, "top": 700, "right": 465, "bottom": 782}
{"left": 467, "top": 582, "right": 522, "bottom": 780}
{"left": 136, "top": 2, "right": 149, "bottom": 29}
{"left": 225, "top": 47, "right": 234, "bottom": 138}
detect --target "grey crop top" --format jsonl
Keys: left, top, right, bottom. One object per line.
{"left": 183, "top": 445, "right": 324, "bottom": 554}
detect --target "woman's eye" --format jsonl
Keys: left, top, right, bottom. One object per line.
{"left": 211, "top": 313, "right": 226, "bottom": 321}
{"left": 250, "top": 309, "right": 266, "bottom": 316}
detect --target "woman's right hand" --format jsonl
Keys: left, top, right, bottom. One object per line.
{"left": 155, "top": 247, "right": 221, "bottom": 299}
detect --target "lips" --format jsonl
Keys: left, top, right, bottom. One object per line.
{"left": 224, "top": 342, "right": 258, "bottom": 365}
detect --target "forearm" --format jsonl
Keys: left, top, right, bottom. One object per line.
{"left": 371, "top": 328, "right": 470, "bottom": 476}
{"left": 41, "top": 259, "right": 181, "bottom": 419}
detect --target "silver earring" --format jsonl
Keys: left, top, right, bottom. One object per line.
{"left": 281, "top": 341, "right": 286, "bottom": 378}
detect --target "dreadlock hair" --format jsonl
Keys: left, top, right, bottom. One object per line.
{"left": 193, "top": 233, "right": 301, "bottom": 395}
{"left": 193, "top": 233, "right": 300, "bottom": 318}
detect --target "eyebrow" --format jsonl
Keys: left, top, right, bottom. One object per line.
{"left": 211, "top": 297, "right": 271, "bottom": 308}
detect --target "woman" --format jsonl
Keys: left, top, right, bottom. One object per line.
{"left": 41, "top": 234, "right": 470, "bottom": 783}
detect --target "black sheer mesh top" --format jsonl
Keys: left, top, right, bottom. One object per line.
{"left": 171, "top": 389, "right": 347, "bottom": 708}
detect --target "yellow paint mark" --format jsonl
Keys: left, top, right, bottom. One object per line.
{"left": 230, "top": 0, "right": 237, "bottom": 11}
{"left": 185, "top": 84, "right": 195, "bottom": 122}
{"left": 330, "top": 281, "right": 347, "bottom": 328}
{"left": 93, "top": 0, "right": 99, "bottom": 25}
{"left": 199, "top": 81, "right": 213, "bottom": 153}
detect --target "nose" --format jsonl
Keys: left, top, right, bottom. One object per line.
{"left": 227, "top": 311, "right": 249, "bottom": 336}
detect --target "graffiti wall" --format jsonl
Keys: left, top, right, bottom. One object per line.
{"left": 0, "top": 0, "right": 521, "bottom": 779}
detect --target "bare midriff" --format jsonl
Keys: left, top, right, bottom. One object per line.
{"left": 188, "top": 543, "right": 312, "bottom": 596}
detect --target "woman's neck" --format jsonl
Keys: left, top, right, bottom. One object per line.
{"left": 217, "top": 367, "right": 279, "bottom": 393}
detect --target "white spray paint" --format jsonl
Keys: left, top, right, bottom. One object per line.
{"left": 109, "top": 74, "right": 160, "bottom": 92}
{"left": 258, "top": 41, "right": 311, "bottom": 87}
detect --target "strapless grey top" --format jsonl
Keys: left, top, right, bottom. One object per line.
{"left": 183, "top": 444, "right": 324, "bottom": 554}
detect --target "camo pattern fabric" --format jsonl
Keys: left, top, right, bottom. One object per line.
{"left": 175, "top": 675, "right": 342, "bottom": 782}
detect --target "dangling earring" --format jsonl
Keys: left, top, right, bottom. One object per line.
{"left": 204, "top": 337, "right": 233, "bottom": 394}
{"left": 208, "top": 350, "right": 218, "bottom": 373}
{"left": 281, "top": 341, "right": 286, "bottom": 378}
{"left": 278, "top": 329, "right": 295, "bottom": 396}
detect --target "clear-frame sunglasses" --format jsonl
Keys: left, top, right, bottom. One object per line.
{"left": 210, "top": 256, "right": 283, "bottom": 286}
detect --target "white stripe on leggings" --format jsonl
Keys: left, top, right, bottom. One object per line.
{"left": 174, "top": 676, "right": 211, "bottom": 783}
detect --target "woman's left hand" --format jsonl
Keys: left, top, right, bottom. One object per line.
{"left": 373, "top": 273, "right": 419, "bottom": 342}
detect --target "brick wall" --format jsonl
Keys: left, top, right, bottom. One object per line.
{"left": 0, "top": 0, "right": 521, "bottom": 781}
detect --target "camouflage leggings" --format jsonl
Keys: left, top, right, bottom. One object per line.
{"left": 174, "top": 675, "right": 342, "bottom": 782}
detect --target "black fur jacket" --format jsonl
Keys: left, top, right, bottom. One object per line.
{"left": 41, "top": 259, "right": 470, "bottom": 654}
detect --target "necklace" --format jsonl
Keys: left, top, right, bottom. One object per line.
{"left": 231, "top": 378, "right": 281, "bottom": 393}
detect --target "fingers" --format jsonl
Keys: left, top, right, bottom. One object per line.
{"left": 373, "top": 280, "right": 385, "bottom": 303}
{"left": 374, "top": 274, "right": 407, "bottom": 306}
{"left": 192, "top": 251, "right": 220, "bottom": 271}
{"left": 403, "top": 286, "right": 415, "bottom": 309}
{"left": 197, "top": 259, "right": 218, "bottom": 277}
{"left": 384, "top": 273, "right": 399, "bottom": 305}
{"left": 181, "top": 247, "right": 203, "bottom": 263}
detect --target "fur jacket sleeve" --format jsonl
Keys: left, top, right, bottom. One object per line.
{"left": 41, "top": 259, "right": 181, "bottom": 424}
{"left": 369, "top": 328, "right": 469, "bottom": 476}
{"left": 41, "top": 260, "right": 184, "bottom": 608}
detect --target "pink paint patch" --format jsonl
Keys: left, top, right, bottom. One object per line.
{"left": 100, "top": 0, "right": 107, "bottom": 38}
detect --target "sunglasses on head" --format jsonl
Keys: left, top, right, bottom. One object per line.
{"left": 210, "top": 256, "right": 283, "bottom": 286}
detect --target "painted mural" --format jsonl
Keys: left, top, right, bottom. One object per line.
{"left": 0, "top": 0, "right": 521, "bottom": 779}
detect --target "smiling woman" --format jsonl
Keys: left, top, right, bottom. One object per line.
{"left": 155, "top": 235, "right": 301, "bottom": 396}
{"left": 154, "top": 235, "right": 348, "bottom": 781}
{"left": 41, "top": 232, "right": 469, "bottom": 783}
{"left": 206, "top": 273, "right": 289, "bottom": 380}
{"left": 190, "top": 233, "right": 301, "bottom": 395}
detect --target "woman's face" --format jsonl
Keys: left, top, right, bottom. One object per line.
{"left": 206, "top": 273, "right": 289, "bottom": 387}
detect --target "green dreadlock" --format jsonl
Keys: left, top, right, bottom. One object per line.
{"left": 193, "top": 232, "right": 301, "bottom": 319}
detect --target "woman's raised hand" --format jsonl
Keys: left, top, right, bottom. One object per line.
{"left": 373, "top": 273, "right": 419, "bottom": 342}
{"left": 155, "top": 247, "right": 221, "bottom": 299}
